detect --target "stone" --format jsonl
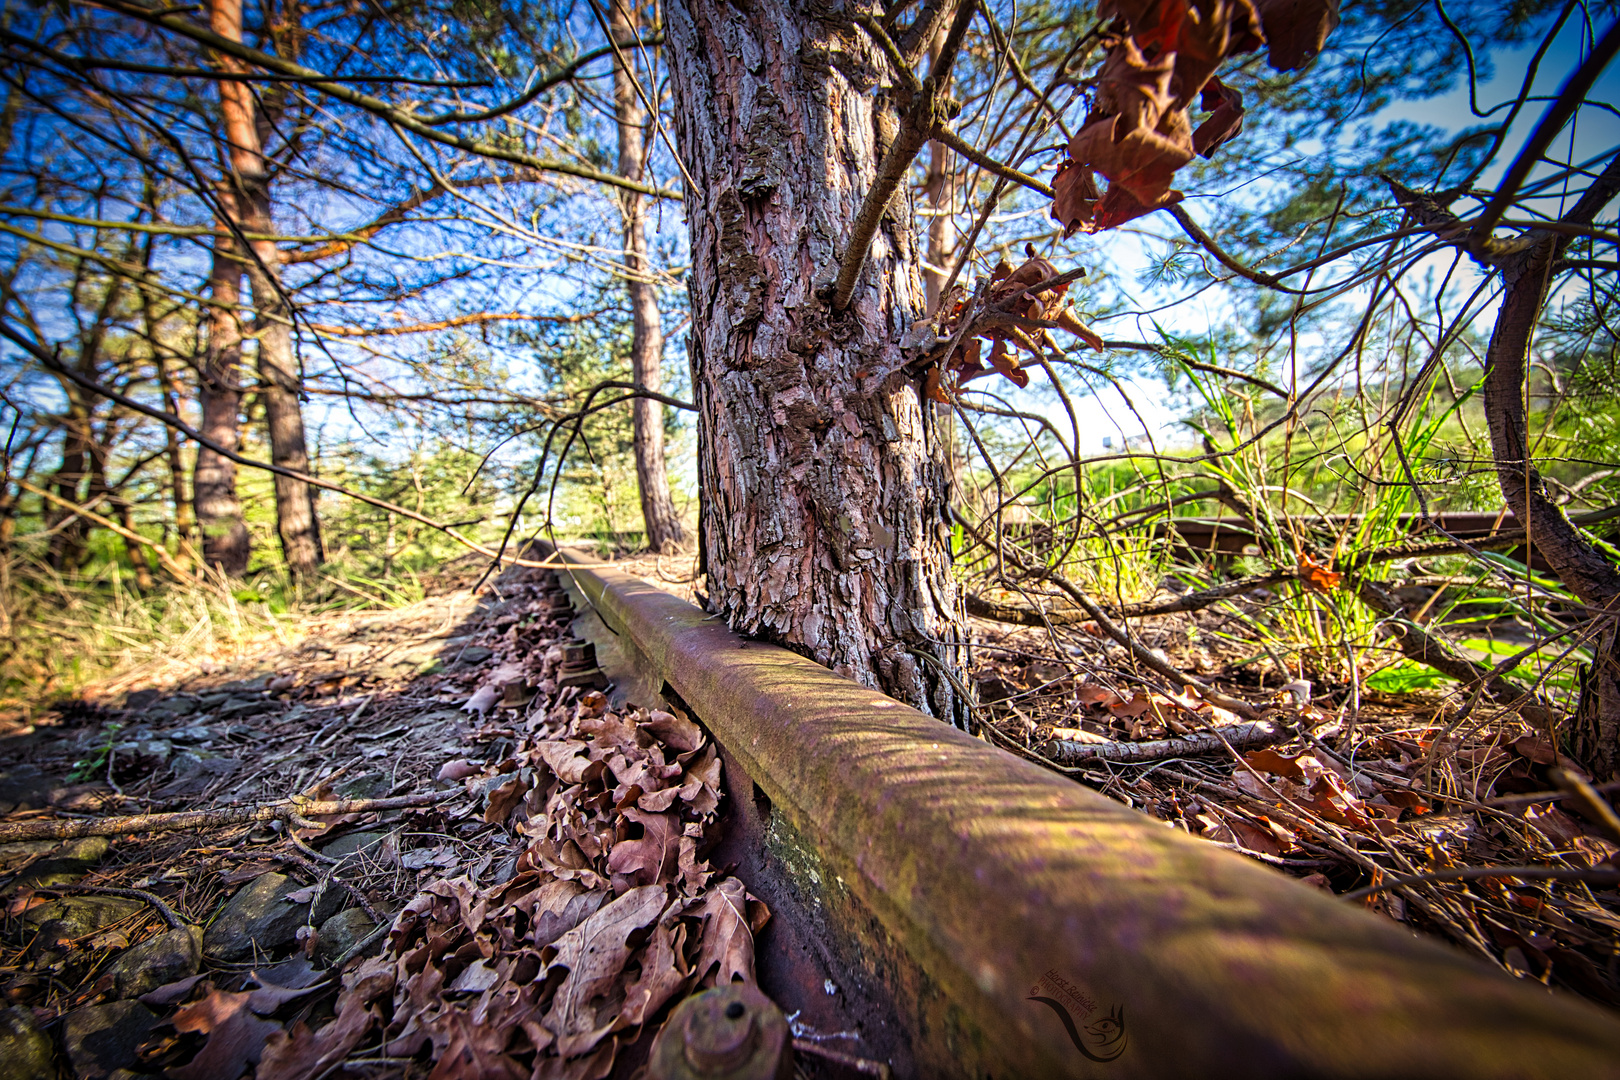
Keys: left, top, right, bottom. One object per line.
{"left": 219, "top": 698, "right": 279, "bottom": 719}
{"left": 202, "top": 873, "right": 342, "bottom": 962}
{"left": 111, "top": 739, "right": 170, "bottom": 764}
{"left": 148, "top": 697, "right": 197, "bottom": 718}
{"left": 19, "top": 894, "right": 145, "bottom": 934}
{"left": 316, "top": 830, "right": 389, "bottom": 861}
{"left": 0, "top": 841, "right": 55, "bottom": 873}
{"left": 167, "top": 725, "right": 213, "bottom": 744}
{"left": 0, "top": 767, "right": 52, "bottom": 816}
{"left": 61, "top": 1001, "right": 157, "bottom": 1079}
{"left": 455, "top": 645, "right": 494, "bottom": 665}
{"left": 122, "top": 689, "right": 161, "bottom": 711}
{"left": 5, "top": 836, "right": 109, "bottom": 894}
{"left": 314, "top": 907, "right": 378, "bottom": 964}
{"left": 104, "top": 926, "right": 202, "bottom": 1000}
{"left": 0, "top": 1005, "right": 55, "bottom": 1080}
{"left": 334, "top": 773, "right": 388, "bottom": 800}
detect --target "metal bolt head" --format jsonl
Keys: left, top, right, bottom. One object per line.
{"left": 646, "top": 984, "right": 791, "bottom": 1080}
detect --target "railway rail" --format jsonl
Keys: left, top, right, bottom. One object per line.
{"left": 531, "top": 540, "right": 1620, "bottom": 1079}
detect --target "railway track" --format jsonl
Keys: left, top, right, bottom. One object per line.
{"left": 531, "top": 540, "right": 1620, "bottom": 1079}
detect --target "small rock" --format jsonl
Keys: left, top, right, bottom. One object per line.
{"left": 202, "top": 873, "right": 342, "bottom": 962}
{"left": 0, "top": 1005, "right": 55, "bottom": 1080}
{"left": 335, "top": 773, "right": 388, "bottom": 801}
{"left": 167, "top": 725, "right": 213, "bottom": 744}
{"left": 5, "top": 836, "right": 109, "bottom": 894}
{"left": 61, "top": 1000, "right": 157, "bottom": 1079}
{"left": 122, "top": 689, "right": 161, "bottom": 711}
{"left": 219, "top": 697, "right": 280, "bottom": 719}
{"left": 111, "top": 739, "right": 171, "bottom": 764}
{"left": 0, "top": 767, "right": 53, "bottom": 816}
{"left": 456, "top": 645, "right": 494, "bottom": 665}
{"left": 317, "top": 830, "right": 389, "bottom": 861}
{"left": 19, "top": 894, "right": 145, "bottom": 934}
{"left": 149, "top": 697, "right": 198, "bottom": 718}
{"left": 315, "top": 908, "right": 377, "bottom": 964}
{"left": 104, "top": 925, "right": 202, "bottom": 1000}
{"left": 0, "top": 841, "right": 55, "bottom": 873}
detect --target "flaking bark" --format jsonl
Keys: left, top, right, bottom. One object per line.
{"left": 665, "top": 0, "right": 963, "bottom": 720}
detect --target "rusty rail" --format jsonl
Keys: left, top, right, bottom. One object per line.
{"left": 532, "top": 541, "right": 1620, "bottom": 1079}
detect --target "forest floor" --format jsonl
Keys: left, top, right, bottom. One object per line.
{"left": 0, "top": 549, "right": 1616, "bottom": 1079}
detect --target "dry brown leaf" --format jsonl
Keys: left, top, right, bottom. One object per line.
{"left": 165, "top": 986, "right": 285, "bottom": 1080}
{"left": 543, "top": 884, "right": 669, "bottom": 1058}
{"left": 1253, "top": 0, "right": 1340, "bottom": 70}
{"left": 608, "top": 807, "right": 680, "bottom": 887}
{"left": 690, "top": 877, "right": 768, "bottom": 987}
{"left": 641, "top": 710, "right": 702, "bottom": 754}
{"left": 256, "top": 957, "right": 394, "bottom": 1080}
{"left": 1192, "top": 76, "right": 1245, "bottom": 156}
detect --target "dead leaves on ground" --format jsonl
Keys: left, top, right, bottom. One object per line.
{"left": 300, "top": 695, "right": 766, "bottom": 1080}
{"left": 1052, "top": 0, "right": 1341, "bottom": 235}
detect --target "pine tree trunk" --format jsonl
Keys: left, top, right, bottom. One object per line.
{"left": 194, "top": 199, "right": 252, "bottom": 576}
{"left": 1480, "top": 154, "right": 1620, "bottom": 777}
{"left": 611, "top": 3, "right": 683, "bottom": 554}
{"left": 664, "top": 1, "right": 963, "bottom": 719}
{"left": 211, "top": 0, "right": 322, "bottom": 579}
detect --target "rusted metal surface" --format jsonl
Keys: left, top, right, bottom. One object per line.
{"left": 1155, "top": 511, "right": 1594, "bottom": 572}
{"left": 536, "top": 541, "right": 1620, "bottom": 1079}
{"left": 646, "top": 984, "right": 792, "bottom": 1080}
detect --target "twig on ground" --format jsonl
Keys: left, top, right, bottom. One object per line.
{"left": 1044, "top": 720, "right": 1284, "bottom": 764}
{"left": 0, "top": 792, "right": 456, "bottom": 843}
{"left": 1342, "top": 865, "right": 1620, "bottom": 902}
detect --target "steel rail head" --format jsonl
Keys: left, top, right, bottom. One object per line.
{"left": 532, "top": 541, "right": 1620, "bottom": 1079}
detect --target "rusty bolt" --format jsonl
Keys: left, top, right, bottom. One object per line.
{"left": 646, "top": 984, "right": 791, "bottom": 1080}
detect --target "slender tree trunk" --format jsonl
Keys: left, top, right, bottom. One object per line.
{"left": 1481, "top": 153, "right": 1620, "bottom": 776}
{"left": 211, "top": 0, "right": 322, "bottom": 579}
{"left": 611, "top": 3, "right": 683, "bottom": 553}
{"left": 193, "top": 214, "right": 252, "bottom": 575}
{"left": 664, "top": 1, "right": 962, "bottom": 719}
{"left": 45, "top": 389, "right": 92, "bottom": 571}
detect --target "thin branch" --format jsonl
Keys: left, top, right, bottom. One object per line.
{"left": 0, "top": 792, "right": 457, "bottom": 844}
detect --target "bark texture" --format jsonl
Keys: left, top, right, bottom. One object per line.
{"left": 1479, "top": 153, "right": 1620, "bottom": 776}
{"left": 194, "top": 201, "right": 251, "bottom": 576}
{"left": 212, "top": 0, "right": 322, "bottom": 578}
{"left": 664, "top": 0, "right": 962, "bottom": 719}
{"left": 611, "top": 3, "right": 683, "bottom": 554}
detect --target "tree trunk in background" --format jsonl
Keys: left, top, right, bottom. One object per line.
{"left": 664, "top": 1, "right": 962, "bottom": 720}
{"left": 212, "top": 0, "right": 322, "bottom": 579}
{"left": 44, "top": 400, "right": 89, "bottom": 571}
{"left": 194, "top": 200, "right": 252, "bottom": 576}
{"left": 611, "top": 2, "right": 683, "bottom": 553}
{"left": 1481, "top": 154, "right": 1620, "bottom": 777}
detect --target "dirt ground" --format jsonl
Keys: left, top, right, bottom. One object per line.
{"left": 0, "top": 551, "right": 1615, "bottom": 1079}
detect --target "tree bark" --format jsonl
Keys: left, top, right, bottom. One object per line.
{"left": 611, "top": 2, "right": 683, "bottom": 554}
{"left": 1480, "top": 153, "right": 1620, "bottom": 776}
{"left": 664, "top": 1, "right": 963, "bottom": 720}
{"left": 212, "top": 0, "right": 322, "bottom": 579}
{"left": 193, "top": 195, "right": 252, "bottom": 576}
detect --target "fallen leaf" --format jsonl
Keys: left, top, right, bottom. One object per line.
{"left": 165, "top": 987, "right": 285, "bottom": 1080}
{"left": 542, "top": 884, "right": 669, "bottom": 1058}
{"left": 641, "top": 710, "right": 703, "bottom": 754}
{"left": 437, "top": 760, "right": 483, "bottom": 782}
{"left": 256, "top": 957, "right": 394, "bottom": 1080}
{"left": 690, "top": 877, "right": 767, "bottom": 987}
{"left": 1297, "top": 552, "right": 1341, "bottom": 592}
